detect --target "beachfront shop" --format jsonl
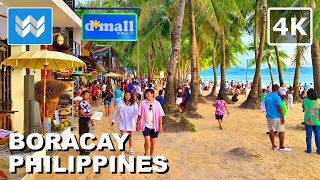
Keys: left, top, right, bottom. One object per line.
{"left": 0, "top": 0, "right": 85, "bottom": 179}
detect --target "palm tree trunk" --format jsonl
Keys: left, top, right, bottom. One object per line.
{"left": 186, "top": 0, "right": 199, "bottom": 113}
{"left": 311, "top": 0, "right": 320, "bottom": 94}
{"left": 163, "top": 0, "right": 186, "bottom": 113}
{"left": 266, "top": 56, "right": 274, "bottom": 85}
{"left": 137, "top": 39, "right": 140, "bottom": 78}
{"left": 219, "top": 30, "right": 232, "bottom": 103}
{"left": 293, "top": 22, "right": 302, "bottom": 103}
{"left": 147, "top": 51, "right": 152, "bottom": 82}
{"left": 209, "top": 33, "right": 218, "bottom": 98}
{"left": 274, "top": 35, "right": 284, "bottom": 85}
{"left": 254, "top": 0, "right": 259, "bottom": 61}
{"left": 312, "top": 40, "right": 320, "bottom": 94}
{"left": 293, "top": 48, "right": 301, "bottom": 103}
{"left": 240, "top": 0, "right": 267, "bottom": 109}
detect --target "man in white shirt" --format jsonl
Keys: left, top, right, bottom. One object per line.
{"left": 279, "top": 84, "right": 286, "bottom": 96}
{"left": 309, "top": 83, "right": 314, "bottom": 89}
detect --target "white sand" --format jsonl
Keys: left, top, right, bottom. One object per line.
{"left": 37, "top": 91, "right": 320, "bottom": 179}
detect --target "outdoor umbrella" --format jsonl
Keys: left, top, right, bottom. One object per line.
{"left": 103, "top": 72, "right": 123, "bottom": 77}
{"left": 2, "top": 50, "right": 86, "bottom": 134}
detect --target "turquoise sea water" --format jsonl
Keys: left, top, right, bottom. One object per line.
{"left": 200, "top": 67, "right": 314, "bottom": 85}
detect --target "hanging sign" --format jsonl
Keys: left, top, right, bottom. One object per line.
{"left": 82, "top": 13, "right": 138, "bottom": 41}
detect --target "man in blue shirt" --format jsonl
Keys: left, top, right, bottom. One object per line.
{"left": 265, "top": 84, "right": 291, "bottom": 152}
{"left": 155, "top": 90, "right": 164, "bottom": 106}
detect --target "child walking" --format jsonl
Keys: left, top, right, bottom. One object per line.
{"left": 213, "top": 94, "right": 229, "bottom": 130}
{"left": 260, "top": 89, "right": 267, "bottom": 112}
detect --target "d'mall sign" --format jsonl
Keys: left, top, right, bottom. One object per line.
{"left": 82, "top": 13, "right": 137, "bottom": 41}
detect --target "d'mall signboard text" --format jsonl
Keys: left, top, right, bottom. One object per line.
{"left": 82, "top": 13, "right": 137, "bottom": 41}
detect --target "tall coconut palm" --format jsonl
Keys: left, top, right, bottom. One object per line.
{"left": 240, "top": 0, "right": 267, "bottom": 109}
{"left": 247, "top": 42, "right": 289, "bottom": 85}
{"left": 311, "top": 0, "right": 320, "bottom": 93}
{"left": 186, "top": 0, "right": 200, "bottom": 114}
{"left": 163, "top": 0, "right": 186, "bottom": 113}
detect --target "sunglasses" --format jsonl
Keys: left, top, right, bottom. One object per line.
{"left": 149, "top": 104, "right": 153, "bottom": 111}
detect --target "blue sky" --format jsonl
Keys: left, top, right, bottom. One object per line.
{"left": 238, "top": 34, "right": 312, "bottom": 69}
{"left": 76, "top": 0, "right": 312, "bottom": 69}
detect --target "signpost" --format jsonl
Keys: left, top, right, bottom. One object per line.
{"left": 82, "top": 13, "right": 138, "bottom": 41}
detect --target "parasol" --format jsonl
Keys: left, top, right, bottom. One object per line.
{"left": 103, "top": 72, "right": 123, "bottom": 77}
{"left": 2, "top": 50, "right": 86, "bottom": 134}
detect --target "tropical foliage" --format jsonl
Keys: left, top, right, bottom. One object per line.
{"left": 77, "top": 0, "right": 320, "bottom": 111}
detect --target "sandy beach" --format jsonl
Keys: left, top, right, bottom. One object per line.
{"left": 37, "top": 91, "right": 320, "bottom": 180}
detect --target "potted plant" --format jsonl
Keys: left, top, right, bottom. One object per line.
{"left": 34, "top": 80, "right": 66, "bottom": 120}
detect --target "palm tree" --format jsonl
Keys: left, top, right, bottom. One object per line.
{"left": 247, "top": 42, "right": 289, "bottom": 85}
{"left": 240, "top": 0, "right": 267, "bottom": 109}
{"left": 186, "top": 0, "right": 200, "bottom": 114}
{"left": 163, "top": 0, "right": 186, "bottom": 113}
{"left": 311, "top": 0, "right": 320, "bottom": 94}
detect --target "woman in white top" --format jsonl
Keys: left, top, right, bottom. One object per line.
{"left": 112, "top": 90, "right": 138, "bottom": 155}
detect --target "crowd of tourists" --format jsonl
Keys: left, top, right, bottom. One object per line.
{"left": 74, "top": 77, "right": 319, "bottom": 156}
{"left": 74, "top": 78, "right": 166, "bottom": 156}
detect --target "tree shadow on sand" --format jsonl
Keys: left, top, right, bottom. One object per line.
{"left": 163, "top": 112, "right": 196, "bottom": 132}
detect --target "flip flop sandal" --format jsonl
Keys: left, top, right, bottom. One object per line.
{"left": 278, "top": 147, "right": 292, "bottom": 152}
{"left": 272, "top": 146, "right": 279, "bottom": 150}
{"left": 129, "top": 148, "right": 134, "bottom": 155}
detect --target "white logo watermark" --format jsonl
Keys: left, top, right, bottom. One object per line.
{"left": 15, "top": 15, "right": 45, "bottom": 38}
{"left": 267, "top": 7, "right": 312, "bottom": 46}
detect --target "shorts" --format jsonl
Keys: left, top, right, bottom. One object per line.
{"left": 114, "top": 98, "right": 121, "bottom": 105}
{"left": 143, "top": 127, "right": 159, "bottom": 138}
{"left": 79, "top": 117, "right": 90, "bottom": 136}
{"left": 104, "top": 100, "right": 111, "bottom": 105}
{"left": 176, "top": 97, "right": 182, "bottom": 105}
{"left": 92, "top": 96, "right": 98, "bottom": 100}
{"left": 215, "top": 114, "right": 224, "bottom": 120}
{"left": 267, "top": 118, "right": 285, "bottom": 132}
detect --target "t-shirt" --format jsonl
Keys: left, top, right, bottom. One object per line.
{"left": 281, "top": 100, "right": 287, "bottom": 117}
{"left": 128, "top": 83, "right": 133, "bottom": 91}
{"left": 104, "top": 93, "right": 113, "bottom": 102}
{"left": 114, "top": 89, "right": 122, "bottom": 99}
{"left": 155, "top": 95, "right": 164, "bottom": 106}
{"left": 265, "top": 92, "right": 282, "bottom": 119}
{"left": 182, "top": 92, "right": 190, "bottom": 106}
{"left": 279, "top": 87, "right": 286, "bottom": 96}
{"left": 302, "top": 98, "right": 320, "bottom": 126}
{"left": 92, "top": 85, "right": 98, "bottom": 96}
{"left": 213, "top": 100, "right": 226, "bottom": 115}
{"left": 145, "top": 102, "right": 154, "bottom": 129}
{"left": 260, "top": 93, "right": 267, "bottom": 102}
{"left": 303, "top": 84, "right": 308, "bottom": 90}
{"left": 101, "top": 84, "right": 107, "bottom": 92}
{"left": 78, "top": 100, "right": 91, "bottom": 115}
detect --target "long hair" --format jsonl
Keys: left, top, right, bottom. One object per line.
{"left": 106, "top": 87, "right": 112, "bottom": 96}
{"left": 123, "top": 90, "right": 135, "bottom": 105}
{"left": 217, "top": 94, "right": 224, "bottom": 100}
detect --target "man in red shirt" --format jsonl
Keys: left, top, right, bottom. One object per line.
{"left": 91, "top": 82, "right": 99, "bottom": 106}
